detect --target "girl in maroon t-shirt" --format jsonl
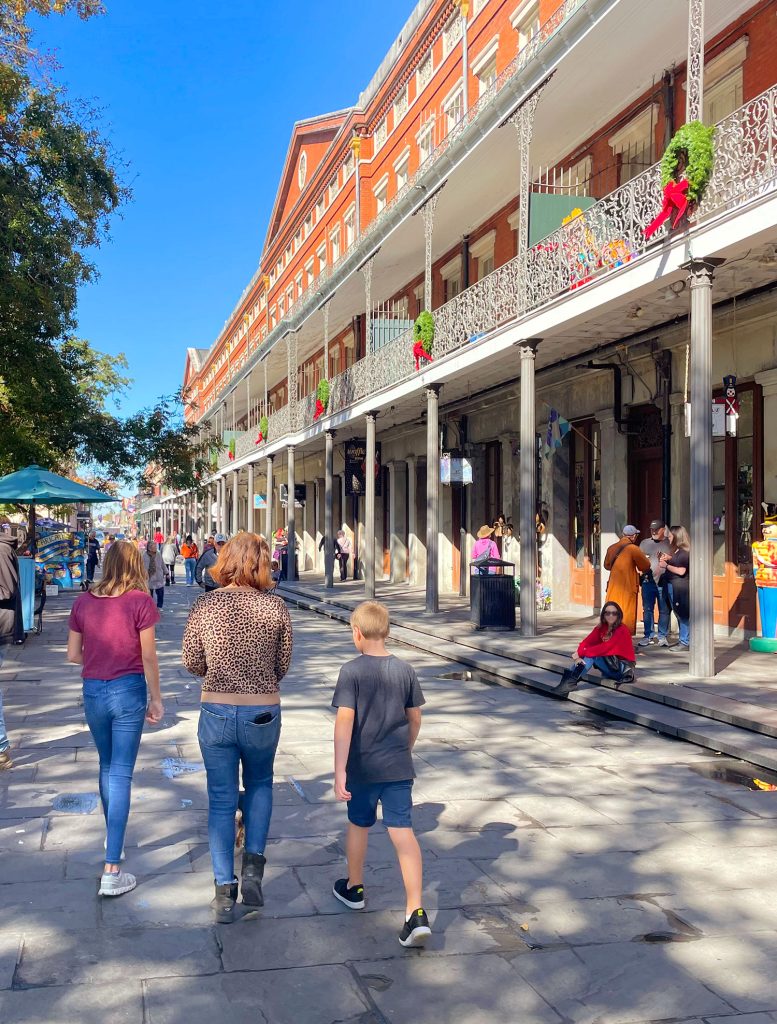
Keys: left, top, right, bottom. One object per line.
{"left": 67, "top": 541, "right": 163, "bottom": 898}
{"left": 553, "top": 601, "right": 636, "bottom": 697}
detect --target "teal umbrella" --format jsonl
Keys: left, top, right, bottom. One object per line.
{"left": 0, "top": 465, "right": 118, "bottom": 551}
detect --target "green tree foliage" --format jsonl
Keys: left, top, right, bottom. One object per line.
{"left": 0, "top": 3, "right": 213, "bottom": 493}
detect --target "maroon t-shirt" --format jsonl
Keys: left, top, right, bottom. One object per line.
{"left": 69, "top": 591, "right": 159, "bottom": 680}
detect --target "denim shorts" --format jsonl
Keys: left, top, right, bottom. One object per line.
{"left": 347, "top": 779, "right": 413, "bottom": 829}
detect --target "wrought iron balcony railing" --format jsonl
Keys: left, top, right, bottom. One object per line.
{"left": 212, "top": 85, "right": 777, "bottom": 469}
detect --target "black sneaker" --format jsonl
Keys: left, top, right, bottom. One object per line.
{"left": 332, "top": 878, "right": 365, "bottom": 909}
{"left": 399, "top": 908, "right": 432, "bottom": 947}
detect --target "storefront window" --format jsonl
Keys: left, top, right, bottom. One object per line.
{"left": 713, "top": 436, "right": 726, "bottom": 575}
{"left": 713, "top": 384, "right": 761, "bottom": 580}
{"left": 571, "top": 422, "right": 600, "bottom": 569}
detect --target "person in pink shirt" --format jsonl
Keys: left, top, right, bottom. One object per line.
{"left": 67, "top": 541, "right": 163, "bottom": 898}
{"left": 470, "top": 525, "right": 500, "bottom": 574}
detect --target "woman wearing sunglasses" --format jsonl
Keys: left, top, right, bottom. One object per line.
{"left": 553, "top": 601, "right": 636, "bottom": 698}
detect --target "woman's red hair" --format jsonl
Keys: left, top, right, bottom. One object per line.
{"left": 210, "top": 533, "right": 273, "bottom": 590}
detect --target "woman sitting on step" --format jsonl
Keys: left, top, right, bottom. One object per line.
{"left": 553, "top": 601, "right": 636, "bottom": 698}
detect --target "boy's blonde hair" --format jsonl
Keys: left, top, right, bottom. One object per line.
{"left": 350, "top": 600, "right": 390, "bottom": 639}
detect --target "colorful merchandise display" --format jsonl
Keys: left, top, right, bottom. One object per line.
{"left": 35, "top": 530, "right": 86, "bottom": 590}
{"left": 751, "top": 515, "right": 777, "bottom": 652}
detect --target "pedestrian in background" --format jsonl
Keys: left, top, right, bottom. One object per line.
{"left": 67, "top": 540, "right": 163, "bottom": 897}
{"left": 195, "top": 534, "right": 227, "bottom": 591}
{"left": 143, "top": 541, "right": 166, "bottom": 611}
{"left": 86, "top": 530, "right": 101, "bottom": 585}
{"left": 332, "top": 600, "right": 431, "bottom": 947}
{"left": 661, "top": 525, "right": 691, "bottom": 651}
{"left": 153, "top": 527, "right": 163, "bottom": 547}
{"left": 604, "top": 525, "right": 650, "bottom": 634}
{"left": 638, "top": 519, "right": 672, "bottom": 648}
{"left": 162, "top": 534, "right": 179, "bottom": 586}
{"left": 0, "top": 531, "right": 23, "bottom": 770}
{"left": 336, "top": 529, "right": 351, "bottom": 582}
{"left": 471, "top": 525, "right": 500, "bottom": 574}
{"left": 182, "top": 532, "right": 293, "bottom": 923}
{"left": 181, "top": 534, "right": 199, "bottom": 587}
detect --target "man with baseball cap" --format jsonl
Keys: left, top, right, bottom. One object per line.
{"left": 603, "top": 525, "right": 651, "bottom": 635}
{"left": 638, "top": 519, "right": 673, "bottom": 647}
{"left": 194, "top": 534, "right": 227, "bottom": 591}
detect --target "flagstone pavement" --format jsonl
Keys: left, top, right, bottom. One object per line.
{"left": 0, "top": 584, "right": 776, "bottom": 1024}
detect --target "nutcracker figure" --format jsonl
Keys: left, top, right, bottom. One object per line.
{"left": 750, "top": 515, "right": 777, "bottom": 653}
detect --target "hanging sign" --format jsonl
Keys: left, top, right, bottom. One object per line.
{"left": 712, "top": 399, "right": 726, "bottom": 436}
{"left": 440, "top": 453, "right": 473, "bottom": 485}
{"left": 344, "top": 438, "right": 382, "bottom": 497}
{"left": 724, "top": 374, "right": 739, "bottom": 436}
{"left": 253, "top": 494, "right": 267, "bottom": 509}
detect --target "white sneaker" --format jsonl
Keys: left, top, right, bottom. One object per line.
{"left": 655, "top": 636, "right": 670, "bottom": 647}
{"left": 98, "top": 869, "right": 137, "bottom": 896}
{"left": 638, "top": 636, "right": 654, "bottom": 647}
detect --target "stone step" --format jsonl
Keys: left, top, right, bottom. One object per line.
{"left": 280, "top": 583, "right": 777, "bottom": 772}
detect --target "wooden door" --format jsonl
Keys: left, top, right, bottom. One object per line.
{"left": 569, "top": 421, "right": 601, "bottom": 606}
{"left": 712, "top": 385, "right": 761, "bottom": 631}
{"left": 627, "top": 405, "right": 664, "bottom": 534}
{"left": 452, "top": 484, "right": 463, "bottom": 592}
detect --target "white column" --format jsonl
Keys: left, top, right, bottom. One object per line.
{"left": 365, "top": 413, "right": 377, "bottom": 599}
{"left": 265, "top": 456, "right": 274, "bottom": 539}
{"left": 287, "top": 446, "right": 296, "bottom": 581}
{"left": 247, "top": 463, "right": 255, "bottom": 533}
{"left": 519, "top": 342, "right": 539, "bottom": 636}
{"left": 406, "top": 456, "right": 417, "bottom": 585}
{"left": 426, "top": 386, "right": 441, "bottom": 612}
{"left": 325, "top": 430, "right": 335, "bottom": 589}
{"left": 685, "top": 257, "right": 723, "bottom": 678}
{"left": 594, "top": 407, "right": 629, "bottom": 610}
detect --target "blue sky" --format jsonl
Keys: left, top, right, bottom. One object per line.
{"left": 32, "top": 0, "right": 417, "bottom": 417}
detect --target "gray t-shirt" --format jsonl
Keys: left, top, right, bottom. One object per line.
{"left": 332, "top": 654, "right": 426, "bottom": 784}
{"left": 639, "top": 537, "right": 672, "bottom": 581}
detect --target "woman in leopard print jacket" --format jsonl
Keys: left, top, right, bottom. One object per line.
{"left": 182, "top": 532, "right": 293, "bottom": 924}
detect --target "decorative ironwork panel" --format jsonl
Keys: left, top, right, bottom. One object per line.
{"left": 267, "top": 404, "right": 291, "bottom": 442}
{"left": 422, "top": 191, "right": 440, "bottom": 311}
{"left": 686, "top": 0, "right": 705, "bottom": 123}
{"left": 298, "top": 390, "right": 317, "bottom": 427}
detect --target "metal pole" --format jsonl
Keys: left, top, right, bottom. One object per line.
{"left": 519, "top": 341, "right": 541, "bottom": 636}
{"left": 365, "top": 413, "right": 377, "bottom": 599}
{"left": 686, "top": 0, "right": 705, "bottom": 122}
{"left": 247, "top": 463, "right": 255, "bottom": 533}
{"left": 426, "top": 386, "right": 441, "bottom": 613}
{"left": 265, "top": 455, "right": 274, "bottom": 538}
{"left": 685, "top": 257, "right": 722, "bottom": 678}
{"left": 287, "top": 446, "right": 296, "bottom": 582}
{"left": 325, "top": 430, "right": 335, "bottom": 589}
{"left": 422, "top": 193, "right": 440, "bottom": 311}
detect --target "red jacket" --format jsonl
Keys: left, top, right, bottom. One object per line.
{"left": 577, "top": 623, "right": 636, "bottom": 663}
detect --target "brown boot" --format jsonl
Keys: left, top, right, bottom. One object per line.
{"left": 211, "top": 880, "right": 238, "bottom": 924}
{"left": 0, "top": 750, "right": 13, "bottom": 771}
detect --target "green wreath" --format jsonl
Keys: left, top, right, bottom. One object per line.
{"left": 660, "top": 121, "right": 716, "bottom": 203}
{"left": 259, "top": 414, "right": 269, "bottom": 440}
{"left": 413, "top": 310, "right": 435, "bottom": 355}
{"left": 316, "top": 378, "right": 330, "bottom": 407}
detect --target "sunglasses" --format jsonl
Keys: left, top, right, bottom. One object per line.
{"left": 603, "top": 610, "right": 619, "bottom": 617}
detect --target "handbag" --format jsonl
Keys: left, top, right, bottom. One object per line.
{"left": 601, "top": 655, "right": 624, "bottom": 675}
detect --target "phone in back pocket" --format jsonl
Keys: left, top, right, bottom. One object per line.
{"left": 253, "top": 711, "right": 273, "bottom": 725}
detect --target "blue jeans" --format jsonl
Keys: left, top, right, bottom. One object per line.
{"left": 82, "top": 674, "right": 147, "bottom": 863}
{"left": 184, "top": 558, "right": 197, "bottom": 585}
{"left": 198, "top": 703, "right": 282, "bottom": 885}
{"left": 580, "top": 656, "right": 630, "bottom": 680}
{"left": 667, "top": 583, "right": 690, "bottom": 645}
{"left": 0, "top": 648, "right": 8, "bottom": 753}
{"left": 642, "top": 578, "right": 670, "bottom": 639}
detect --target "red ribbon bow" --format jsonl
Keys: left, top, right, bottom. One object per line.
{"left": 254, "top": 431, "right": 263, "bottom": 445}
{"left": 644, "top": 178, "right": 690, "bottom": 239}
{"left": 313, "top": 398, "right": 326, "bottom": 421}
{"left": 413, "top": 341, "right": 433, "bottom": 371}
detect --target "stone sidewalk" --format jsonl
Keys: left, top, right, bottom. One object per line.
{"left": 0, "top": 584, "right": 777, "bottom": 1023}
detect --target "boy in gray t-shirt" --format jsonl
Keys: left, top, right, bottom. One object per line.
{"left": 331, "top": 600, "right": 430, "bottom": 947}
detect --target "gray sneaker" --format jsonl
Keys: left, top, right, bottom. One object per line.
{"left": 98, "top": 869, "right": 137, "bottom": 896}
{"left": 637, "top": 636, "right": 655, "bottom": 647}
{"left": 655, "top": 636, "right": 670, "bottom": 647}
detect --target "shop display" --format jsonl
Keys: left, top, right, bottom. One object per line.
{"left": 35, "top": 530, "right": 86, "bottom": 591}
{"left": 750, "top": 515, "right": 777, "bottom": 653}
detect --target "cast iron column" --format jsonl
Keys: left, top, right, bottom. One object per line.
{"left": 365, "top": 413, "right": 377, "bottom": 599}
{"left": 520, "top": 341, "right": 541, "bottom": 637}
{"left": 231, "top": 469, "right": 239, "bottom": 536}
{"left": 287, "top": 446, "right": 296, "bottom": 582}
{"left": 685, "top": 257, "right": 722, "bottom": 678}
{"left": 325, "top": 430, "right": 335, "bottom": 589}
{"left": 265, "top": 455, "right": 274, "bottom": 539}
{"left": 426, "top": 386, "right": 441, "bottom": 613}
{"left": 247, "top": 463, "right": 255, "bottom": 533}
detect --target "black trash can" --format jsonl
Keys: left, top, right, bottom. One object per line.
{"left": 470, "top": 557, "right": 516, "bottom": 630}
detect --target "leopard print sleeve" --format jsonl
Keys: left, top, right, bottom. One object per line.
{"left": 181, "top": 597, "right": 208, "bottom": 678}
{"left": 274, "top": 599, "right": 294, "bottom": 682}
